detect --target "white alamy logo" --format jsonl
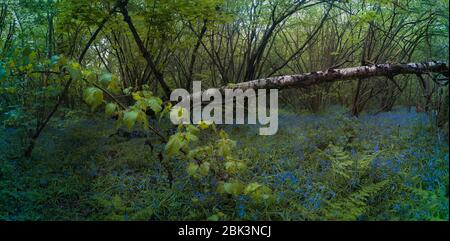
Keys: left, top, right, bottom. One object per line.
{"left": 170, "top": 81, "right": 278, "bottom": 135}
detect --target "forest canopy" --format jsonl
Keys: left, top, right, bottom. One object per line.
{"left": 0, "top": 0, "right": 448, "bottom": 221}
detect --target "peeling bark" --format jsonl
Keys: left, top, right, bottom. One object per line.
{"left": 224, "top": 61, "right": 448, "bottom": 91}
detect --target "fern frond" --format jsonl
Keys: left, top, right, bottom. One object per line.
{"left": 324, "top": 180, "right": 389, "bottom": 220}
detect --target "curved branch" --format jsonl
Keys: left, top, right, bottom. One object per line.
{"left": 78, "top": 3, "right": 120, "bottom": 64}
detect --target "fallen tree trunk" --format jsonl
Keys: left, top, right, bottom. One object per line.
{"left": 223, "top": 61, "right": 448, "bottom": 91}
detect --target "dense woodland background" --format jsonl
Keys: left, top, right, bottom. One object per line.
{"left": 0, "top": 0, "right": 449, "bottom": 220}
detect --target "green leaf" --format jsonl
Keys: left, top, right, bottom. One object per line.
{"left": 198, "top": 162, "right": 210, "bottom": 176}
{"left": 107, "top": 76, "right": 121, "bottom": 94}
{"left": 217, "top": 138, "right": 236, "bottom": 157}
{"left": 224, "top": 161, "right": 237, "bottom": 174}
{"left": 136, "top": 110, "right": 149, "bottom": 130}
{"left": 236, "top": 161, "right": 247, "bottom": 171}
{"left": 29, "top": 51, "right": 37, "bottom": 62}
{"left": 146, "top": 96, "right": 163, "bottom": 113}
{"left": 207, "top": 214, "right": 219, "bottom": 221}
{"left": 187, "top": 146, "right": 212, "bottom": 160}
{"left": 186, "top": 162, "right": 199, "bottom": 176}
{"left": 123, "top": 109, "right": 139, "bottom": 130}
{"left": 244, "top": 182, "right": 262, "bottom": 194}
{"left": 184, "top": 132, "right": 199, "bottom": 143}
{"left": 83, "top": 87, "right": 104, "bottom": 111}
{"left": 67, "top": 62, "right": 82, "bottom": 81}
{"left": 99, "top": 73, "right": 113, "bottom": 86}
{"left": 223, "top": 180, "right": 244, "bottom": 196}
{"left": 219, "top": 129, "right": 228, "bottom": 139}
{"left": 141, "top": 90, "right": 153, "bottom": 98}
{"left": 244, "top": 182, "right": 273, "bottom": 202}
{"left": 123, "top": 87, "right": 133, "bottom": 95}
{"left": 132, "top": 92, "right": 142, "bottom": 101}
{"left": 197, "top": 120, "right": 211, "bottom": 130}
{"left": 105, "top": 103, "right": 118, "bottom": 116}
{"left": 216, "top": 181, "right": 225, "bottom": 194}
{"left": 187, "top": 125, "right": 200, "bottom": 135}
{"left": 224, "top": 159, "right": 246, "bottom": 174}
{"left": 165, "top": 133, "right": 185, "bottom": 158}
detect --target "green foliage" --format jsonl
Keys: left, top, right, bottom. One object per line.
{"left": 105, "top": 89, "right": 169, "bottom": 131}
{"left": 105, "top": 103, "right": 118, "bottom": 117}
{"left": 324, "top": 180, "right": 389, "bottom": 220}
{"left": 0, "top": 0, "right": 448, "bottom": 222}
{"left": 244, "top": 183, "right": 274, "bottom": 203}
{"left": 165, "top": 125, "right": 199, "bottom": 158}
{"left": 0, "top": 62, "right": 6, "bottom": 81}
{"left": 122, "top": 109, "right": 139, "bottom": 130}
{"left": 0, "top": 107, "right": 448, "bottom": 221}
{"left": 222, "top": 180, "right": 245, "bottom": 196}
{"left": 160, "top": 116, "right": 274, "bottom": 220}
{"left": 83, "top": 87, "right": 104, "bottom": 111}
{"left": 67, "top": 62, "right": 82, "bottom": 81}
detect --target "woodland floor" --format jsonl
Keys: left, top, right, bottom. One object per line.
{"left": 0, "top": 106, "right": 448, "bottom": 220}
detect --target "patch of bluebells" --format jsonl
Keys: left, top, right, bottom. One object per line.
{"left": 224, "top": 107, "right": 448, "bottom": 220}
{"left": 238, "top": 203, "right": 246, "bottom": 218}
{"left": 305, "top": 193, "right": 322, "bottom": 210}
{"left": 194, "top": 191, "right": 207, "bottom": 203}
{"left": 327, "top": 190, "right": 337, "bottom": 199}
{"left": 274, "top": 171, "right": 299, "bottom": 188}
{"left": 236, "top": 196, "right": 247, "bottom": 218}
{"left": 276, "top": 191, "right": 286, "bottom": 203}
{"left": 301, "top": 175, "right": 314, "bottom": 200}
{"left": 370, "top": 156, "right": 382, "bottom": 179}
{"left": 318, "top": 159, "right": 331, "bottom": 176}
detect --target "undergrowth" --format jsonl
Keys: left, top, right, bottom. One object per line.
{"left": 0, "top": 106, "right": 448, "bottom": 220}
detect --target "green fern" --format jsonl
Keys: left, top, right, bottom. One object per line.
{"left": 324, "top": 180, "right": 389, "bottom": 220}
{"left": 323, "top": 144, "right": 354, "bottom": 179}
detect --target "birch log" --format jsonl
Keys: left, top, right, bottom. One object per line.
{"left": 222, "top": 61, "right": 448, "bottom": 91}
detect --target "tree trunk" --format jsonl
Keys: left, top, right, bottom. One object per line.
{"left": 224, "top": 61, "right": 448, "bottom": 91}
{"left": 119, "top": 4, "right": 172, "bottom": 99}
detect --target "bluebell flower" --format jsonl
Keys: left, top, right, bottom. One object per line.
{"left": 238, "top": 203, "right": 246, "bottom": 218}
{"left": 327, "top": 190, "right": 336, "bottom": 199}
{"left": 393, "top": 204, "right": 401, "bottom": 212}
{"left": 194, "top": 192, "right": 206, "bottom": 203}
